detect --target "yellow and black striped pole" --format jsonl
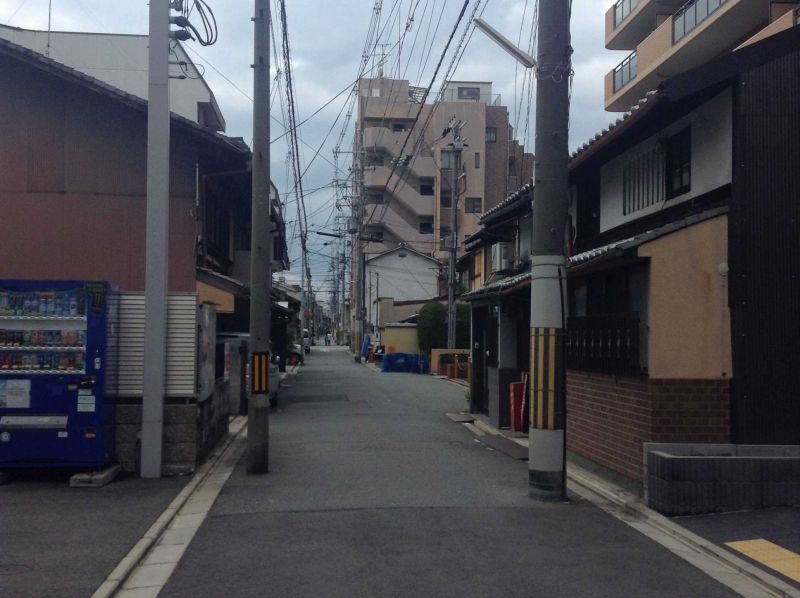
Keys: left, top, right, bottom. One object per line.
{"left": 251, "top": 352, "right": 270, "bottom": 395}
{"left": 526, "top": 0, "right": 571, "bottom": 501}
{"left": 529, "top": 327, "right": 565, "bottom": 432}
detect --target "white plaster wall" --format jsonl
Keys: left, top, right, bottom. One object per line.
{"left": 366, "top": 251, "right": 440, "bottom": 304}
{"left": 599, "top": 88, "right": 732, "bottom": 233}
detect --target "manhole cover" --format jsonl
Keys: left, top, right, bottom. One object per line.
{"left": 0, "top": 564, "right": 30, "bottom": 576}
{"left": 289, "top": 394, "right": 348, "bottom": 403}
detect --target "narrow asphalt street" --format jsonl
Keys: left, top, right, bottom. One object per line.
{"left": 162, "top": 346, "right": 739, "bottom": 597}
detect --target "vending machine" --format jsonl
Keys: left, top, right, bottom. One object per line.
{"left": 0, "top": 280, "right": 117, "bottom": 469}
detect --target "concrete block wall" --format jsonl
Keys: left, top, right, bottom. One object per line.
{"left": 566, "top": 371, "right": 731, "bottom": 481}
{"left": 647, "top": 447, "right": 800, "bottom": 515}
{"left": 114, "top": 403, "right": 198, "bottom": 475}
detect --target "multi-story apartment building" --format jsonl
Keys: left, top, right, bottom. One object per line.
{"left": 354, "top": 77, "right": 533, "bottom": 263}
{"left": 605, "top": 0, "right": 800, "bottom": 111}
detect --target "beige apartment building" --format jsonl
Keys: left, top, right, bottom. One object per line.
{"left": 354, "top": 78, "right": 532, "bottom": 262}
{"left": 605, "top": 0, "right": 800, "bottom": 111}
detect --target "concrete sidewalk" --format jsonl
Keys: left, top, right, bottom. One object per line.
{"left": 464, "top": 412, "right": 800, "bottom": 595}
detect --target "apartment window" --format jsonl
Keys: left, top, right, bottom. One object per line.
{"left": 665, "top": 128, "right": 691, "bottom": 199}
{"left": 392, "top": 123, "right": 407, "bottom": 132}
{"left": 440, "top": 150, "right": 456, "bottom": 169}
{"left": 365, "top": 154, "right": 384, "bottom": 166}
{"left": 457, "top": 86, "right": 481, "bottom": 101}
{"left": 419, "top": 218, "right": 434, "bottom": 234}
{"left": 485, "top": 127, "right": 497, "bottom": 143}
{"left": 622, "top": 145, "right": 664, "bottom": 216}
{"left": 474, "top": 152, "right": 480, "bottom": 169}
{"left": 366, "top": 192, "right": 384, "bottom": 205}
{"left": 366, "top": 229, "right": 384, "bottom": 242}
{"left": 440, "top": 190, "right": 452, "bottom": 208}
{"left": 673, "top": 0, "right": 727, "bottom": 43}
{"left": 614, "top": 0, "right": 638, "bottom": 28}
{"left": 419, "top": 178, "right": 434, "bottom": 195}
{"left": 465, "top": 197, "right": 482, "bottom": 213}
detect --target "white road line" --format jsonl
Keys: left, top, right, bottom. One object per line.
{"left": 92, "top": 417, "right": 248, "bottom": 598}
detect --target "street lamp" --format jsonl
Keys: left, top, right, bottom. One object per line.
{"left": 473, "top": 18, "right": 537, "bottom": 69}
{"left": 473, "top": 8, "right": 572, "bottom": 501}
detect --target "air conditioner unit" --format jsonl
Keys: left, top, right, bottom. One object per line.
{"left": 490, "top": 242, "right": 514, "bottom": 273}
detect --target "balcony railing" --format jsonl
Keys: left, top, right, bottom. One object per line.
{"left": 673, "top": 0, "right": 728, "bottom": 43}
{"left": 613, "top": 51, "right": 638, "bottom": 92}
{"left": 566, "top": 313, "right": 641, "bottom": 374}
{"left": 614, "top": 0, "right": 638, "bottom": 28}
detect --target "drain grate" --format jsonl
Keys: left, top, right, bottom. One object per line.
{"left": 288, "top": 394, "right": 349, "bottom": 403}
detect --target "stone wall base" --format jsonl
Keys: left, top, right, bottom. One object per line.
{"left": 114, "top": 381, "right": 229, "bottom": 474}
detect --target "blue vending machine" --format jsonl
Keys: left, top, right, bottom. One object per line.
{"left": 0, "top": 280, "right": 117, "bottom": 469}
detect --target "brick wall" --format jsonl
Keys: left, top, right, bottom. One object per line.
{"left": 566, "top": 371, "right": 731, "bottom": 480}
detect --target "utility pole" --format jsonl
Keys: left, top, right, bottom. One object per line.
{"left": 375, "top": 271, "right": 380, "bottom": 343}
{"left": 527, "top": 0, "right": 572, "bottom": 500}
{"left": 340, "top": 250, "right": 347, "bottom": 345}
{"left": 447, "top": 122, "right": 464, "bottom": 350}
{"left": 141, "top": 0, "right": 172, "bottom": 479}
{"left": 247, "top": 0, "right": 271, "bottom": 474}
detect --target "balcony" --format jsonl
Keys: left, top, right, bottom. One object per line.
{"left": 612, "top": 51, "right": 638, "bottom": 93}
{"left": 363, "top": 165, "right": 435, "bottom": 217}
{"left": 363, "top": 126, "right": 421, "bottom": 157}
{"left": 566, "top": 313, "right": 642, "bottom": 374}
{"left": 605, "top": 0, "right": 771, "bottom": 111}
{"left": 606, "top": 0, "right": 686, "bottom": 50}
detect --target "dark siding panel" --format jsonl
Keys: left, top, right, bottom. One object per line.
{"left": 730, "top": 50, "right": 800, "bottom": 444}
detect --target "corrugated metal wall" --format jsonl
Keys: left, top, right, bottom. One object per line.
{"left": 730, "top": 51, "right": 800, "bottom": 444}
{"left": 105, "top": 293, "right": 198, "bottom": 398}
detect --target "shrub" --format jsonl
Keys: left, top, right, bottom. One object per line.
{"left": 417, "top": 302, "right": 447, "bottom": 353}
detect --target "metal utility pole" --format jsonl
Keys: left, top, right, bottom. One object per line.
{"left": 527, "top": 0, "right": 572, "bottom": 500}
{"left": 447, "top": 123, "right": 464, "bottom": 350}
{"left": 141, "top": 0, "right": 171, "bottom": 479}
{"left": 247, "top": 0, "right": 272, "bottom": 474}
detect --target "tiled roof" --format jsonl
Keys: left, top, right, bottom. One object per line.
{"left": 463, "top": 207, "right": 728, "bottom": 301}
{"left": 479, "top": 181, "right": 533, "bottom": 224}
{"left": 570, "top": 90, "right": 661, "bottom": 162}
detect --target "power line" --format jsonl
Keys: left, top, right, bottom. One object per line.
{"left": 365, "top": 0, "right": 471, "bottom": 230}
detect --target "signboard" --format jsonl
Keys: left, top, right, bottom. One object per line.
{"left": 251, "top": 352, "right": 269, "bottom": 394}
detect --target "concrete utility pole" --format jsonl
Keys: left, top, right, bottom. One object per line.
{"left": 447, "top": 123, "right": 464, "bottom": 350}
{"left": 141, "top": 0, "right": 171, "bottom": 479}
{"left": 527, "top": 0, "right": 572, "bottom": 500}
{"left": 474, "top": 6, "right": 571, "bottom": 500}
{"left": 340, "top": 250, "right": 347, "bottom": 345}
{"left": 247, "top": 0, "right": 272, "bottom": 474}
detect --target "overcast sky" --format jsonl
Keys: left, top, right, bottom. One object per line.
{"left": 2, "top": 0, "right": 625, "bottom": 299}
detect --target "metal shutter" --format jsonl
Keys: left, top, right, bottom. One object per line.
{"left": 112, "top": 293, "right": 197, "bottom": 398}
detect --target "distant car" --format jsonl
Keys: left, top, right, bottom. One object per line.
{"left": 302, "top": 328, "right": 311, "bottom": 354}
